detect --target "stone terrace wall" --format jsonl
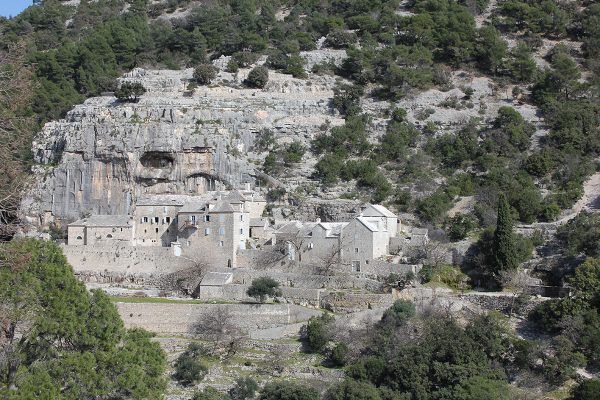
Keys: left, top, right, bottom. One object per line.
{"left": 320, "top": 292, "right": 394, "bottom": 313}
{"left": 232, "top": 268, "right": 383, "bottom": 292}
{"left": 199, "top": 284, "right": 323, "bottom": 307}
{"left": 116, "top": 302, "right": 320, "bottom": 336}
{"left": 363, "top": 260, "right": 420, "bottom": 277}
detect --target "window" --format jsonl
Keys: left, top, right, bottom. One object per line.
{"left": 166, "top": 217, "right": 171, "bottom": 223}
{"left": 219, "top": 241, "right": 224, "bottom": 247}
{"left": 144, "top": 229, "right": 147, "bottom": 234}
{"left": 204, "top": 215, "right": 210, "bottom": 222}
{"left": 106, "top": 234, "right": 113, "bottom": 239}
{"left": 155, "top": 228, "right": 159, "bottom": 233}
{"left": 355, "top": 248, "right": 359, "bottom": 253}
{"left": 120, "top": 228, "right": 123, "bottom": 232}
{"left": 219, "top": 214, "right": 224, "bottom": 222}
{"left": 240, "top": 215, "right": 244, "bottom": 221}
{"left": 205, "top": 228, "right": 210, "bottom": 236}
{"left": 187, "top": 240, "right": 191, "bottom": 246}
{"left": 352, "top": 260, "right": 361, "bottom": 272}
{"left": 240, "top": 228, "right": 244, "bottom": 235}
{"left": 154, "top": 217, "right": 159, "bottom": 224}
{"left": 76, "top": 236, "right": 82, "bottom": 240}
{"left": 143, "top": 217, "right": 148, "bottom": 223}
{"left": 308, "top": 243, "right": 314, "bottom": 249}
{"left": 219, "top": 227, "right": 225, "bottom": 236}
{"left": 163, "top": 206, "right": 167, "bottom": 213}
{"left": 191, "top": 215, "right": 196, "bottom": 223}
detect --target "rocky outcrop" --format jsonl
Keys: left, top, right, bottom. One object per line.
{"left": 22, "top": 55, "right": 346, "bottom": 227}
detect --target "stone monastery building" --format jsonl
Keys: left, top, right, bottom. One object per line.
{"left": 68, "top": 190, "right": 413, "bottom": 271}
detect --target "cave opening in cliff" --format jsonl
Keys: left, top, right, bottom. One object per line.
{"left": 140, "top": 152, "right": 174, "bottom": 168}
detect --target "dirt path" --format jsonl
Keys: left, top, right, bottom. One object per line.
{"left": 557, "top": 171, "right": 600, "bottom": 224}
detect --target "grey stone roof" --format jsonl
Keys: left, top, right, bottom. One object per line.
{"left": 179, "top": 201, "right": 207, "bottom": 213}
{"left": 361, "top": 204, "right": 397, "bottom": 218}
{"left": 355, "top": 217, "right": 379, "bottom": 232}
{"left": 211, "top": 200, "right": 236, "bottom": 213}
{"left": 319, "top": 222, "right": 348, "bottom": 237}
{"left": 200, "top": 272, "right": 233, "bottom": 286}
{"left": 250, "top": 218, "right": 266, "bottom": 227}
{"left": 69, "top": 215, "right": 132, "bottom": 227}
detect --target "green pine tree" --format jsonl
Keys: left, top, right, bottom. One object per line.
{"left": 493, "top": 193, "right": 518, "bottom": 275}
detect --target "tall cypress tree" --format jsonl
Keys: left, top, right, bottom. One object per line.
{"left": 493, "top": 193, "right": 517, "bottom": 274}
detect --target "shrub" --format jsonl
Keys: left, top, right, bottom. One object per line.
{"left": 115, "top": 82, "right": 146, "bottom": 102}
{"left": 303, "top": 313, "right": 334, "bottom": 353}
{"left": 246, "top": 277, "right": 282, "bottom": 302}
{"left": 245, "top": 66, "right": 269, "bottom": 88}
{"left": 283, "top": 141, "right": 305, "bottom": 165}
{"left": 446, "top": 213, "right": 476, "bottom": 241}
{"left": 173, "top": 343, "right": 210, "bottom": 386}
{"left": 569, "top": 379, "right": 600, "bottom": 400}
{"left": 194, "top": 64, "right": 218, "bottom": 85}
{"left": 379, "top": 300, "right": 416, "bottom": 330}
{"left": 229, "top": 377, "right": 258, "bottom": 400}
{"left": 329, "top": 342, "right": 349, "bottom": 367}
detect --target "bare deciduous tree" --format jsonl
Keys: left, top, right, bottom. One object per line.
{"left": 193, "top": 306, "right": 245, "bottom": 356}
{"left": 500, "top": 269, "right": 535, "bottom": 316}
{"left": 0, "top": 42, "right": 35, "bottom": 239}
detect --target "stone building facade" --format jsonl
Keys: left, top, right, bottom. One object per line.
{"left": 133, "top": 196, "right": 185, "bottom": 246}
{"left": 273, "top": 204, "right": 400, "bottom": 272}
{"left": 66, "top": 189, "right": 266, "bottom": 268}
{"left": 67, "top": 215, "right": 134, "bottom": 246}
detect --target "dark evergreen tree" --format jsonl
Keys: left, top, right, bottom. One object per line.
{"left": 493, "top": 193, "right": 518, "bottom": 276}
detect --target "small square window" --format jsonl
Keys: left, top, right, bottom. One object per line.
{"left": 240, "top": 215, "right": 244, "bottom": 221}
{"left": 205, "top": 228, "right": 211, "bottom": 236}
{"left": 166, "top": 217, "right": 171, "bottom": 223}
{"left": 204, "top": 215, "right": 210, "bottom": 222}
{"left": 143, "top": 217, "right": 148, "bottom": 223}
{"left": 154, "top": 217, "right": 159, "bottom": 223}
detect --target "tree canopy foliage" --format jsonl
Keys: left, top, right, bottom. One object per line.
{"left": 0, "top": 239, "right": 166, "bottom": 398}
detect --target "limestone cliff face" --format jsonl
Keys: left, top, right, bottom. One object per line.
{"left": 22, "top": 57, "right": 345, "bottom": 227}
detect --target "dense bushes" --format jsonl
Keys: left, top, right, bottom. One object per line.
{"left": 194, "top": 64, "right": 217, "bottom": 84}
{"left": 173, "top": 343, "right": 210, "bottom": 386}
{"left": 115, "top": 81, "right": 146, "bottom": 101}
{"left": 246, "top": 277, "right": 281, "bottom": 302}
{"left": 245, "top": 65, "right": 269, "bottom": 88}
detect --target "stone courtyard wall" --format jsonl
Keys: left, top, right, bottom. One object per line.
{"left": 62, "top": 243, "right": 196, "bottom": 279}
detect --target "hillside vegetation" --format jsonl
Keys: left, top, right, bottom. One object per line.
{"left": 1, "top": 0, "right": 600, "bottom": 399}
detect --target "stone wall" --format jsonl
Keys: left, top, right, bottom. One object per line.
{"left": 62, "top": 243, "right": 196, "bottom": 280}
{"left": 116, "top": 302, "right": 321, "bottom": 336}
{"left": 198, "top": 284, "right": 323, "bottom": 307}
{"left": 320, "top": 292, "right": 394, "bottom": 313}
{"left": 232, "top": 268, "right": 383, "bottom": 292}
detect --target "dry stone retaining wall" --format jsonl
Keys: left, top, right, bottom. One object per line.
{"left": 116, "top": 302, "right": 320, "bottom": 336}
